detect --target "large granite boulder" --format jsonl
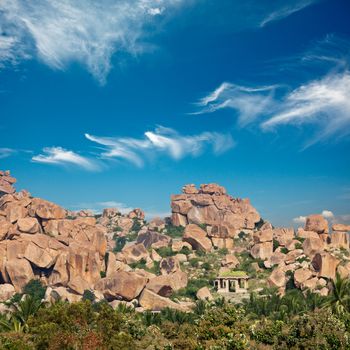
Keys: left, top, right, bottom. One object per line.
{"left": 305, "top": 214, "right": 329, "bottom": 234}
{"left": 139, "top": 288, "right": 188, "bottom": 311}
{"left": 183, "top": 224, "right": 212, "bottom": 252}
{"left": 94, "top": 271, "right": 147, "bottom": 301}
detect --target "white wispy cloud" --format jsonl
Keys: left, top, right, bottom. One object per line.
{"left": 0, "top": 148, "right": 17, "bottom": 159}
{"left": 86, "top": 126, "right": 234, "bottom": 167}
{"left": 262, "top": 71, "right": 350, "bottom": 147}
{"left": 0, "top": 0, "right": 184, "bottom": 83}
{"left": 32, "top": 146, "right": 99, "bottom": 171}
{"left": 191, "top": 82, "right": 277, "bottom": 126}
{"left": 293, "top": 215, "right": 307, "bottom": 224}
{"left": 71, "top": 200, "right": 134, "bottom": 214}
{"left": 260, "top": 0, "right": 317, "bottom": 27}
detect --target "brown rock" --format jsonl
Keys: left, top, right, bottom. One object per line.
{"left": 199, "top": 183, "right": 226, "bottom": 195}
{"left": 273, "top": 227, "right": 294, "bottom": 246}
{"left": 146, "top": 271, "right": 188, "bottom": 297}
{"left": 17, "top": 218, "right": 40, "bottom": 234}
{"left": 171, "top": 200, "right": 192, "bottom": 215}
{"left": 6, "top": 258, "right": 34, "bottom": 291}
{"left": 284, "top": 249, "right": 304, "bottom": 264}
{"left": 196, "top": 286, "right": 213, "bottom": 301}
{"left": 332, "top": 224, "right": 350, "bottom": 232}
{"left": 305, "top": 214, "right": 329, "bottom": 234}
{"left": 337, "top": 263, "right": 350, "bottom": 279}
{"left": 0, "top": 284, "right": 16, "bottom": 301}
{"left": 294, "top": 268, "right": 313, "bottom": 288}
{"left": 148, "top": 217, "right": 166, "bottom": 231}
{"left": 211, "top": 237, "right": 234, "bottom": 250}
{"left": 95, "top": 271, "right": 147, "bottom": 301}
{"left": 268, "top": 267, "right": 286, "bottom": 288}
{"left": 331, "top": 232, "right": 349, "bottom": 249}
{"left": 0, "top": 218, "right": 11, "bottom": 240}
{"left": 302, "top": 237, "right": 324, "bottom": 258}
{"left": 139, "top": 288, "right": 188, "bottom": 311}
{"left": 160, "top": 257, "right": 180, "bottom": 275}
{"left": 297, "top": 228, "right": 320, "bottom": 240}
{"left": 172, "top": 241, "right": 192, "bottom": 252}
{"left": 29, "top": 198, "right": 66, "bottom": 220}
{"left": 121, "top": 243, "right": 149, "bottom": 264}
{"left": 172, "top": 213, "right": 188, "bottom": 227}
{"left": 137, "top": 230, "right": 171, "bottom": 249}
{"left": 182, "top": 184, "right": 199, "bottom": 194}
{"left": 221, "top": 254, "right": 239, "bottom": 268}
{"left": 312, "top": 252, "right": 339, "bottom": 279}
{"left": 250, "top": 241, "right": 273, "bottom": 260}
{"left": 128, "top": 208, "right": 145, "bottom": 220}
{"left": 183, "top": 224, "right": 212, "bottom": 252}
{"left": 253, "top": 229, "right": 273, "bottom": 243}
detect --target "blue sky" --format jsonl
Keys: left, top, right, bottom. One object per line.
{"left": 1, "top": 0, "right": 350, "bottom": 226}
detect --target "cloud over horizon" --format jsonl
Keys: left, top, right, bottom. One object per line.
{"left": 86, "top": 126, "right": 234, "bottom": 167}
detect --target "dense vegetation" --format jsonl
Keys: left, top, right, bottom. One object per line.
{"left": 1, "top": 275, "right": 350, "bottom": 349}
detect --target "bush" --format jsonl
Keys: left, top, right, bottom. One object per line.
{"left": 131, "top": 218, "right": 142, "bottom": 232}
{"left": 23, "top": 279, "right": 46, "bottom": 301}
{"left": 189, "top": 258, "right": 199, "bottom": 267}
{"left": 130, "top": 258, "right": 147, "bottom": 269}
{"left": 165, "top": 225, "right": 185, "bottom": 238}
{"left": 156, "top": 246, "right": 175, "bottom": 258}
{"left": 82, "top": 290, "right": 96, "bottom": 302}
{"left": 113, "top": 236, "right": 126, "bottom": 253}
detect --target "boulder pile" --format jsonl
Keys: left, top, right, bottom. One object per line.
{"left": 171, "top": 183, "right": 261, "bottom": 249}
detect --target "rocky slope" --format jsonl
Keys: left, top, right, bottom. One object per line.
{"left": 0, "top": 170, "right": 349, "bottom": 311}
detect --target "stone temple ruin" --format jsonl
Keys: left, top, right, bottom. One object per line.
{"left": 214, "top": 271, "right": 249, "bottom": 294}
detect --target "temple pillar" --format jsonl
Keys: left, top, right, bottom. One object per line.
{"left": 234, "top": 279, "right": 239, "bottom": 292}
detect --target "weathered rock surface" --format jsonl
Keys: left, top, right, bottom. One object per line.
{"left": 94, "top": 271, "right": 147, "bottom": 301}
{"left": 183, "top": 224, "right": 212, "bottom": 252}
{"left": 196, "top": 286, "right": 213, "bottom": 301}
{"left": 139, "top": 288, "right": 189, "bottom": 311}
{"left": 305, "top": 214, "right": 329, "bottom": 234}
{"left": 171, "top": 183, "right": 260, "bottom": 237}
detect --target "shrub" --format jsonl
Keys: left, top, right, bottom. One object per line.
{"left": 156, "top": 246, "right": 175, "bottom": 258}
{"left": 273, "top": 239, "right": 279, "bottom": 251}
{"left": 82, "top": 290, "right": 96, "bottom": 302}
{"left": 202, "top": 262, "right": 211, "bottom": 271}
{"left": 113, "top": 236, "right": 126, "bottom": 253}
{"left": 165, "top": 224, "right": 185, "bottom": 238}
{"left": 280, "top": 247, "right": 288, "bottom": 254}
{"left": 130, "top": 258, "right": 147, "bottom": 269}
{"left": 131, "top": 218, "right": 142, "bottom": 232}
{"left": 23, "top": 279, "right": 46, "bottom": 301}
{"left": 189, "top": 258, "right": 199, "bottom": 267}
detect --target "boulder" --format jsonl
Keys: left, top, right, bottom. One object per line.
{"left": 331, "top": 232, "right": 350, "bottom": 249}
{"left": 29, "top": 198, "right": 66, "bottom": 220}
{"left": 250, "top": 241, "right": 273, "bottom": 260}
{"left": 94, "top": 271, "right": 147, "bottom": 301}
{"left": 273, "top": 227, "right": 294, "bottom": 246}
{"left": 337, "top": 263, "right": 350, "bottom": 279}
{"left": 17, "top": 218, "right": 40, "bottom": 234}
{"left": 139, "top": 288, "right": 188, "bottom": 311}
{"left": 121, "top": 243, "right": 149, "bottom": 264}
{"left": 146, "top": 271, "right": 188, "bottom": 297}
{"left": 102, "top": 208, "right": 120, "bottom": 218}
{"left": 6, "top": 258, "right": 34, "bottom": 291}
{"left": 211, "top": 237, "right": 234, "bottom": 250}
{"left": 297, "top": 228, "right": 320, "bottom": 240}
{"left": 172, "top": 241, "right": 192, "bottom": 252}
{"left": 284, "top": 249, "right": 304, "bottom": 264}
{"left": 196, "top": 286, "right": 213, "bottom": 301}
{"left": 302, "top": 237, "right": 324, "bottom": 258}
{"left": 302, "top": 277, "right": 319, "bottom": 290}
{"left": 253, "top": 229, "right": 273, "bottom": 243}
{"left": 148, "top": 217, "right": 166, "bottom": 231}
{"left": 182, "top": 184, "right": 199, "bottom": 194}
{"left": 268, "top": 267, "right": 286, "bottom": 288}
{"left": 183, "top": 224, "right": 212, "bottom": 252}
{"left": 294, "top": 268, "right": 313, "bottom": 288}
{"left": 332, "top": 224, "right": 350, "bottom": 232}
{"left": 160, "top": 257, "right": 181, "bottom": 275}
{"left": 128, "top": 208, "right": 145, "bottom": 220}
{"left": 312, "top": 252, "right": 339, "bottom": 280}
{"left": 137, "top": 230, "right": 171, "bottom": 249}
{"left": 221, "top": 254, "right": 239, "bottom": 268}
{"left": 0, "top": 283, "right": 16, "bottom": 301}
{"left": 305, "top": 214, "right": 329, "bottom": 234}
{"left": 49, "top": 287, "right": 82, "bottom": 303}
{"left": 172, "top": 213, "right": 188, "bottom": 227}
{"left": 0, "top": 218, "right": 11, "bottom": 240}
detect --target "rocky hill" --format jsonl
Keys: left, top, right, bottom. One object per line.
{"left": 0, "top": 170, "right": 349, "bottom": 312}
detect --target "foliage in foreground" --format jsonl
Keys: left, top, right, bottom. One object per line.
{"left": 1, "top": 275, "right": 350, "bottom": 349}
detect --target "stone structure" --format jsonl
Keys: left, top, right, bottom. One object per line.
{"left": 214, "top": 272, "right": 249, "bottom": 294}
